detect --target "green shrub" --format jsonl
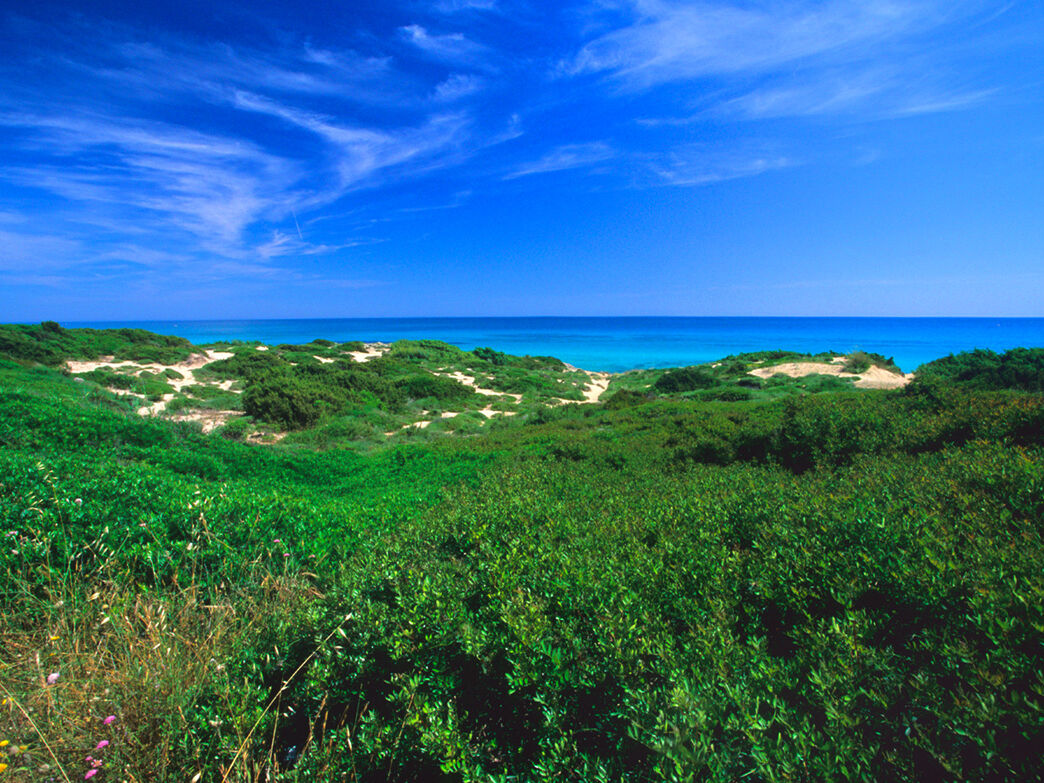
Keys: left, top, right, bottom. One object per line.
{"left": 603, "top": 389, "right": 648, "bottom": 409}
{"left": 702, "top": 386, "right": 753, "bottom": 402}
{"left": 242, "top": 373, "right": 342, "bottom": 429}
{"left": 843, "top": 350, "right": 873, "bottom": 373}
{"left": 916, "top": 347, "right": 1044, "bottom": 391}
{"left": 219, "top": 416, "right": 251, "bottom": 441}
{"left": 398, "top": 374, "right": 475, "bottom": 403}
{"left": 654, "top": 366, "right": 719, "bottom": 393}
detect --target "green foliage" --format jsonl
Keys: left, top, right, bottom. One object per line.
{"left": 842, "top": 349, "right": 873, "bottom": 373}
{"left": 202, "top": 350, "right": 290, "bottom": 380}
{"left": 242, "top": 371, "right": 341, "bottom": 429}
{"left": 388, "top": 339, "right": 467, "bottom": 362}
{"left": 398, "top": 373, "right": 475, "bottom": 403}
{"left": 653, "top": 366, "right": 720, "bottom": 393}
{"left": 843, "top": 350, "right": 902, "bottom": 374}
{"left": 916, "top": 347, "right": 1044, "bottom": 391}
{"left": 0, "top": 322, "right": 193, "bottom": 366}
{"left": 218, "top": 416, "right": 251, "bottom": 441}
{"left": 603, "top": 389, "right": 649, "bottom": 409}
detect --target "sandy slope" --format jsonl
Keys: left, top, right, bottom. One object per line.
{"left": 748, "top": 359, "right": 912, "bottom": 390}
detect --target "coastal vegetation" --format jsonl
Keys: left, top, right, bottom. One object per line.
{"left": 0, "top": 324, "right": 1041, "bottom": 781}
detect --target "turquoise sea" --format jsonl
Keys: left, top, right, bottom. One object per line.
{"left": 67, "top": 317, "right": 1044, "bottom": 374}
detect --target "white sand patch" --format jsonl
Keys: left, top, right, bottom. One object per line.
{"left": 315, "top": 355, "right": 336, "bottom": 364}
{"left": 65, "top": 349, "right": 233, "bottom": 388}
{"left": 579, "top": 372, "right": 611, "bottom": 403}
{"left": 167, "top": 409, "right": 240, "bottom": 434}
{"left": 67, "top": 349, "right": 241, "bottom": 417}
{"left": 256, "top": 345, "right": 268, "bottom": 351}
{"left": 248, "top": 430, "right": 286, "bottom": 444}
{"left": 748, "top": 361, "right": 911, "bottom": 390}
{"left": 437, "top": 371, "right": 524, "bottom": 402}
{"left": 137, "top": 394, "right": 175, "bottom": 417}
{"left": 348, "top": 343, "right": 389, "bottom": 363}
{"left": 478, "top": 407, "right": 518, "bottom": 418}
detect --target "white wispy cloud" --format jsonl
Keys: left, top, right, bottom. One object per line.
{"left": 232, "top": 91, "right": 471, "bottom": 193}
{"left": 433, "top": 0, "right": 499, "bottom": 12}
{"left": 0, "top": 112, "right": 298, "bottom": 253}
{"left": 650, "top": 144, "right": 796, "bottom": 186}
{"left": 0, "top": 21, "right": 498, "bottom": 275}
{"left": 567, "top": 1, "right": 981, "bottom": 87}
{"left": 399, "top": 24, "right": 494, "bottom": 68}
{"left": 432, "top": 73, "right": 485, "bottom": 102}
{"left": 562, "top": 0, "right": 1005, "bottom": 129}
{"left": 504, "top": 142, "right": 615, "bottom": 179}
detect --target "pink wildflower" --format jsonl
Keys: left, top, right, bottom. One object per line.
{"left": 283, "top": 552, "right": 290, "bottom": 557}
{"left": 85, "top": 769, "right": 98, "bottom": 780}
{"left": 273, "top": 538, "right": 281, "bottom": 544}
{"left": 95, "top": 740, "right": 109, "bottom": 750}
{"left": 46, "top": 672, "right": 60, "bottom": 685}
{"left": 102, "top": 715, "right": 116, "bottom": 726}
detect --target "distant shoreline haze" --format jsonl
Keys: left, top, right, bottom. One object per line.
{"left": 60, "top": 317, "right": 1044, "bottom": 374}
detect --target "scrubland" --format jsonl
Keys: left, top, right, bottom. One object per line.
{"left": 0, "top": 324, "right": 1041, "bottom": 781}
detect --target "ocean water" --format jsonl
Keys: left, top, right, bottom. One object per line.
{"left": 67, "top": 317, "right": 1044, "bottom": 374}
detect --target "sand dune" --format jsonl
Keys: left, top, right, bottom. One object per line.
{"left": 748, "top": 359, "right": 912, "bottom": 390}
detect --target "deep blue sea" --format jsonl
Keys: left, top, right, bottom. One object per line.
{"left": 67, "top": 317, "right": 1044, "bottom": 374}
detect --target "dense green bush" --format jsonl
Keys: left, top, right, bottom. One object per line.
{"left": 0, "top": 322, "right": 193, "bottom": 365}
{"left": 916, "top": 347, "right": 1044, "bottom": 391}
{"left": 398, "top": 373, "right": 475, "bottom": 403}
{"left": 653, "top": 366, "right": 720, "bottom": 393}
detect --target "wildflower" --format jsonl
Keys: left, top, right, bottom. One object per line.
{"left": 84, "top": 769, "right": 98, "bottom": 780}
{"left": 46, "top": 672, "right": 60, "bottom": 685}
{"left": 0, "top": 763, "right": 8, "bottom": 773}
{"left": 102, "top": 715, "right": 116, "bottom": 726}
{"left": 0, "top": 741, "right": 7, "bottom": 747}
{"left": 283, "top": 552, "right": 290, "bottom": 558}
{"left": 273, "top": 538, "right": 281, "bottom": 544}
{"left": 138, "top": 523, "right": 147, "bottom": 528}
{"left": 94, "top": 740, "right": 109, "bottom": 750}
{"left": 74, "top": 498, "right": 83, "bottom": 506}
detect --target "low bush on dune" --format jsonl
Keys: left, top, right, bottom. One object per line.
{"left": 653, "top": 366, "right": 719, "bottom": 393}
{"left": 843, "top": 350, "right": 902, "bottom": 374}
{"left": 0, "top": 322, "right": 194, "bottom": 366}
{"left": 398, "top": 373, "right": 476, "bottom": 404}
{"left": 915, "top": 346, "right": 1044, "bottom": 391}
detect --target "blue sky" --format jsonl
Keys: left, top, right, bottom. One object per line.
{"left": 2, "top": 0, "right": 1042, "bottom": 320}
